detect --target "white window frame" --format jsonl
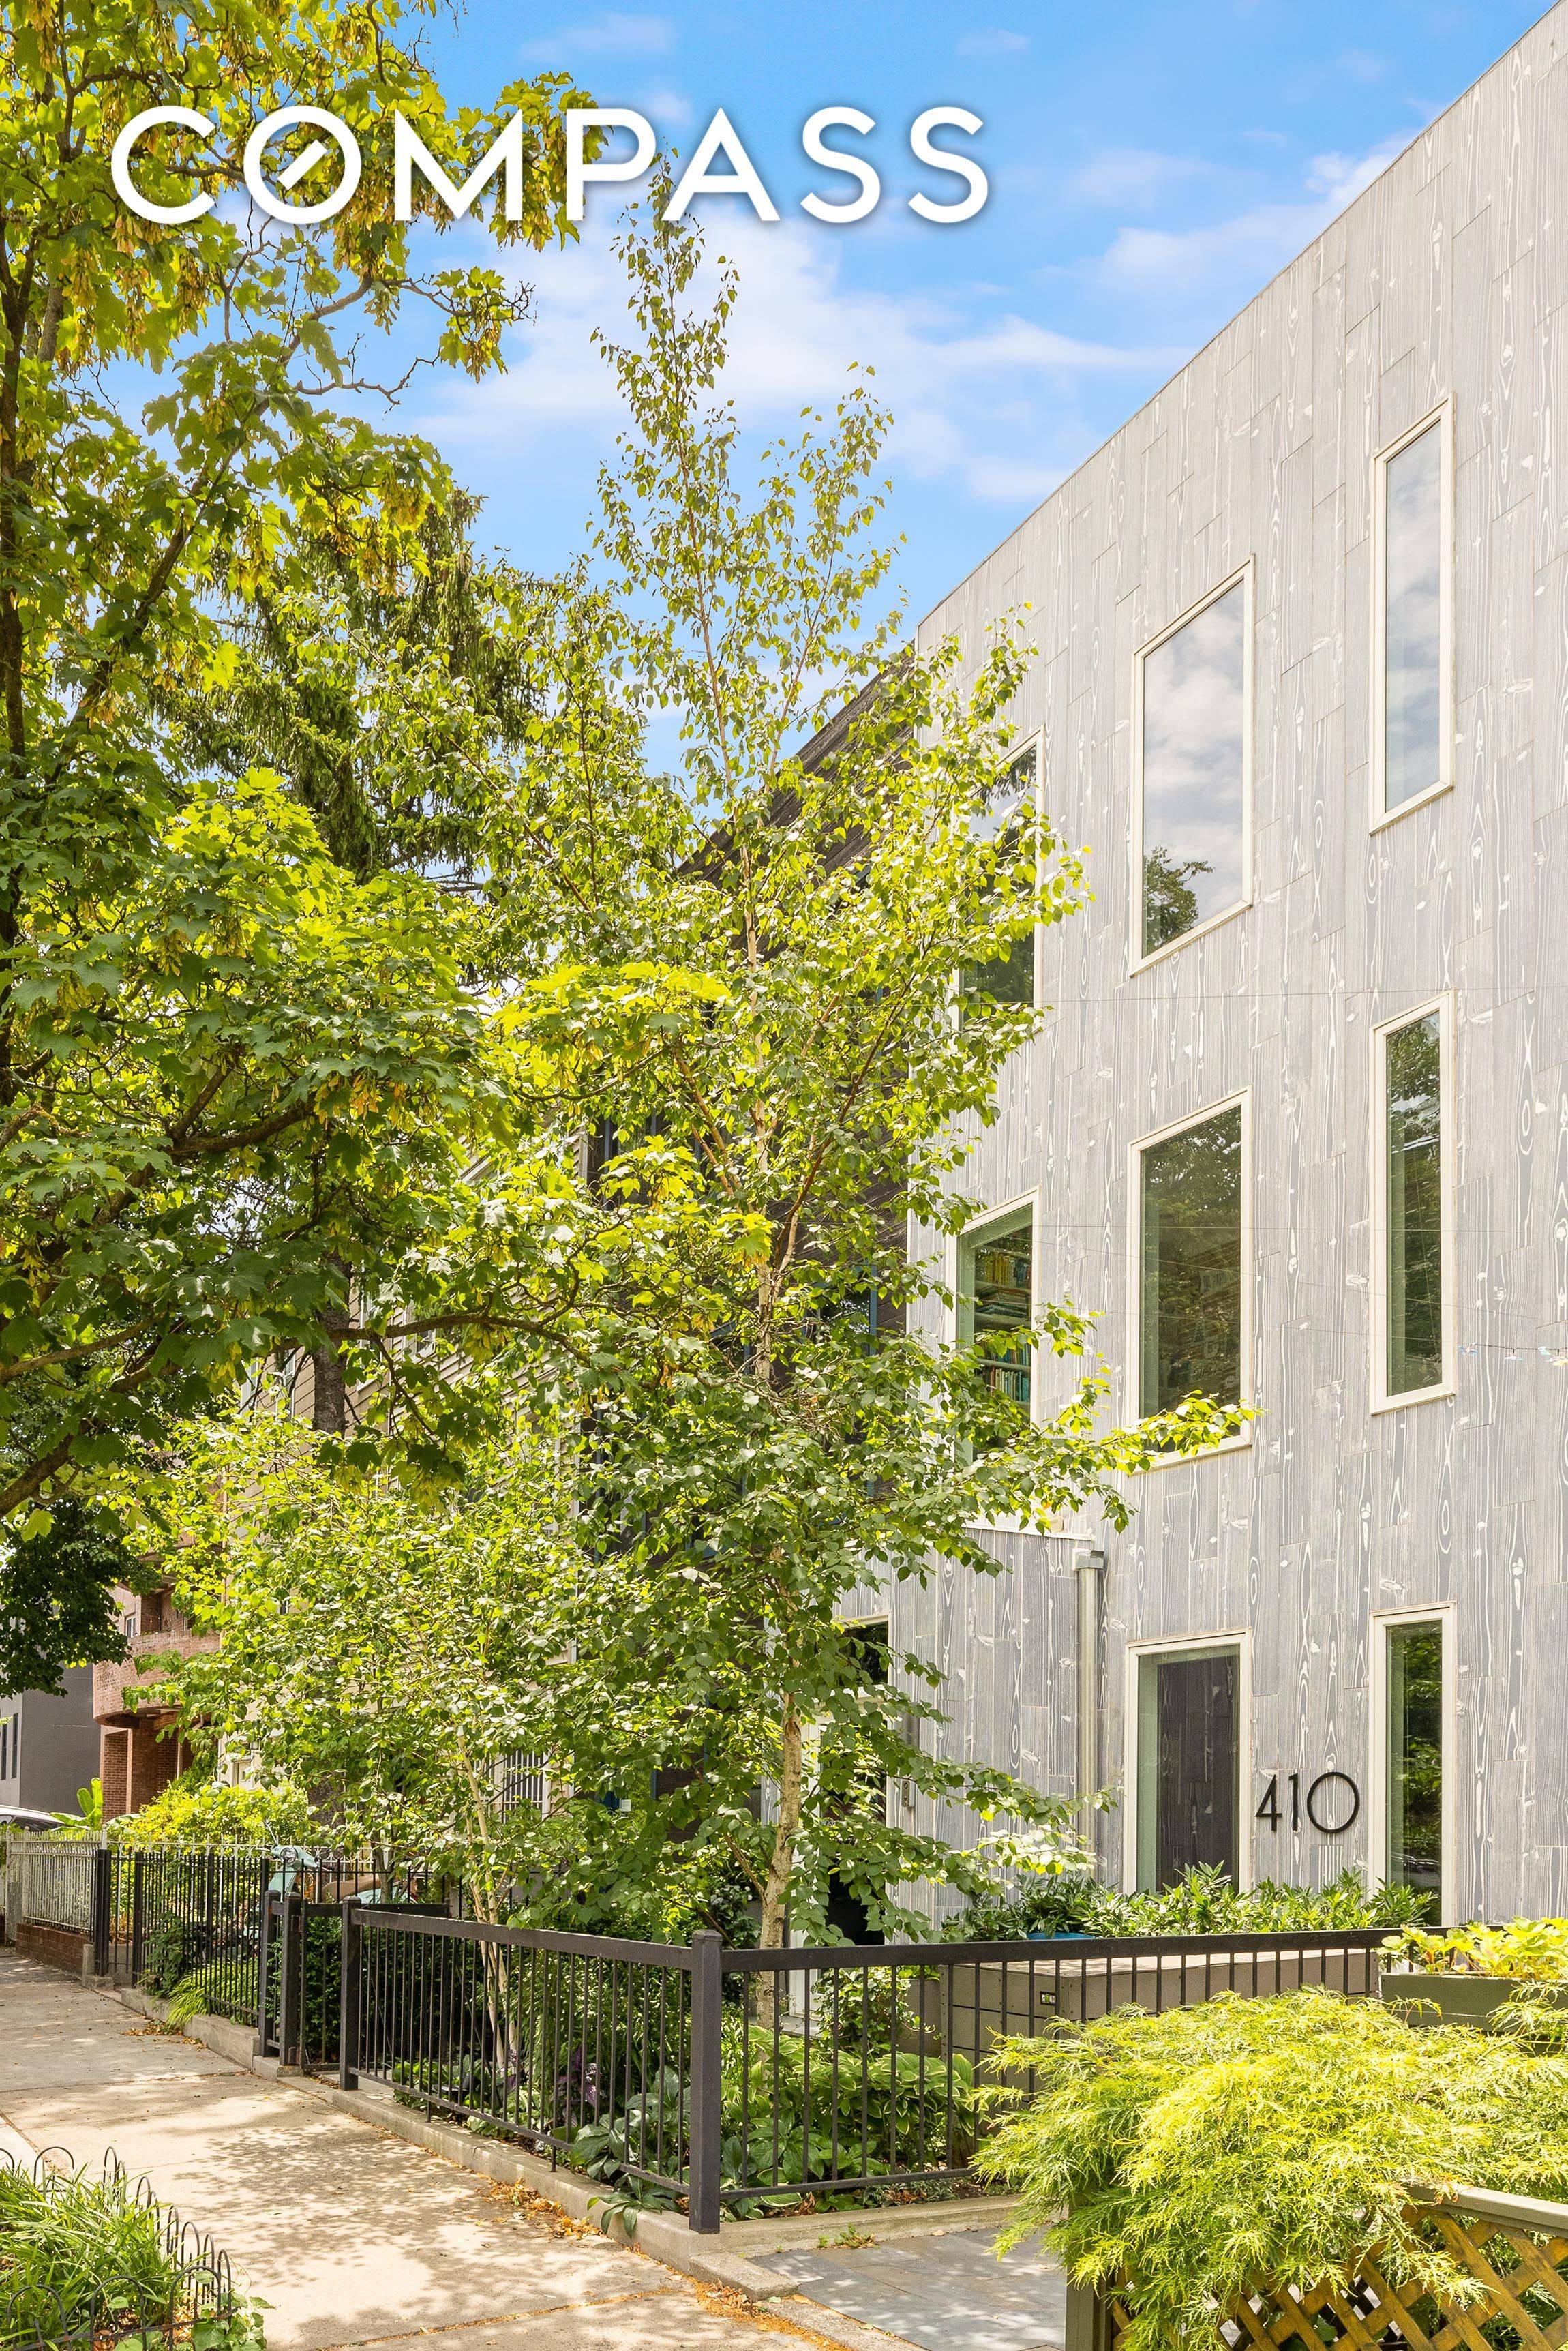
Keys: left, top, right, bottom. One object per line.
{"left": 1370, "top": 398, "right": 1455, "bottom": 831}
{"left": 1122, "top": 1629, "right": 1253, "bottom": 1893}
{"left": 1129, "top": 562, "right": 1254, "bottom": 975}
{"left": 1127, "top": 1090, "right": 1253, "bottom": 1459}
{"left": 1370, "top": 993, "right": 1455, "bottom": 1414}
{"left": 1368, "top": 1602, "right": 1456, "bottom": 1924}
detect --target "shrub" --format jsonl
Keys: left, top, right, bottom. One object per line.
{"left": 976, "top": 1988, "right": 1568, "bottom": 2351}
{"left": 108, "top": 1776, "right": 310, "bottom": 1851}
{"left": 946, "top": 1864, "right": 1423, "bottom": 1944}
{"left": 1385, "top": 1917, "right": 1568, "bottom": 1981}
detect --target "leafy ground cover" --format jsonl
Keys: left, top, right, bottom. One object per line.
{"left": 0, "top": 2157, "right": 263, "bottom": 2348}
{"left": 976, "top": 1987, "right": 1568, "bottom": 2351}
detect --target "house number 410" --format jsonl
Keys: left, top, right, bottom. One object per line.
{"left": 1255, "top": 1771, "right": 1361, "bottom": 1836}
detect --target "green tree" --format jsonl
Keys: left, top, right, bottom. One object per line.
{"left": 0, "top": 0, "right": 595, "bottom": 1517}
{"left": 0, "top": 1495, "right": 140, "bottom": 1694}
{"left": 137, "top": 1407, "right": 578, "bottom": 1917}
{"left": 500, "top": 204, "right": 1243, "bottom": 1946}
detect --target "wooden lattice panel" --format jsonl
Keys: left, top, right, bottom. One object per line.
{"left": 1101, "top": 2206, "right": 1568, "bottom": 2350}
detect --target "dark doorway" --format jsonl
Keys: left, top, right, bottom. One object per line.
{"left": 824, "top": 1619, "right": 889, "bottom": 1945}
{"left": 1136, "top": 1647, "right": 1240, "bottom": 1889}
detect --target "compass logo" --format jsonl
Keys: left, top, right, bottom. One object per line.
{"left": 110, "top": 104, "right": 989, "bottom": 229}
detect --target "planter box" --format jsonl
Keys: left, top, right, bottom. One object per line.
{"left": 1380, "top": 1971, "right": 1568, "bottom": 2029}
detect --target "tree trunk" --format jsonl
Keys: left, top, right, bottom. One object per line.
{"left": 311, "top": 1261, "right": 352, "bottom": 1433}
{"left": 759, "top": 1700, "right": 802, "bottom": 1951}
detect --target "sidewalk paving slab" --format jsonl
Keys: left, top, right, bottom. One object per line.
{"left": 755, "top": 2231, "right": 1066, "bottom": 2351}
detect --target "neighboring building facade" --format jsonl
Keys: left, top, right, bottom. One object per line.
{"left": 0, "top": 1670, "right": 100, "bottom": 1823}
{"left": 93, "top": 1585, "right": 209, "bottom": 1823}
{"left": 881, "top": 2, "right": 1568, "bottom": 1923}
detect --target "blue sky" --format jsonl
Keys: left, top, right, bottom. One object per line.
{"left": 394, "top": 0, "right": 1544, "bottom": 627}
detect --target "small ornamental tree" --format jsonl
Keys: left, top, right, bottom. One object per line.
{"left": 136, "top": 1409, "right": 578, "bottom": 1918}
{"left": 500, "top": 204, "right": 1244, "bottom": 1945}
{"left": 0, "top": 0, "right": 600, "bottom": 1525}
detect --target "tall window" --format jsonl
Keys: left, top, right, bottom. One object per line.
{"left": 961, "top": 1206, "right": 1033, "bottom": 1415}
{"left": 1376, "top": 410, "right": 1450, "bottom": 818}
{"left": 1137, "top": 1103, "right": 1244, "bottom": 1418}
{"left": 966, "top": 739, "right": 1039, "bottom": 1010}
{"left": 1376, "top": 1004, "right": 1449, "bottom": 1404}
{"left": 1383, "top": 1617, "right": 1445, "bottom": 1915}
{"left": 1134, "top": 1643, "right": 1241, "bottom": 1890}
{"left": 1136, "top": 577, "right": 1248, "bottom": 960}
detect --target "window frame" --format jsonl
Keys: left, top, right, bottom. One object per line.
{"left": 1126, "top": 1090, "right": 1253, "bottom": 1460}
{"left": 952, "top": 1188, "right": 1042, "bottom": 1431}
{"left": 1129, "top": 562, "right": 1255, "bottom": 976}
{"left": 1368, "top": 1602, "right": 1456, "bottom": 1923}
{"left": 1370, "top": 398, "right": 1455, "bottom": 832}
{"left": 1122, "top": 1629, "right": 1252, "bottom": 1894}
{"left": 967, "top": 725, "right": 1046, "bottom": 1017}
{"left": 1370, "top": 992, "right": 1456, "bottom": 1415}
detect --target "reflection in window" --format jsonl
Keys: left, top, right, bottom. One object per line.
{"left": 963, "top": 1208, "right": 1033, "bottom": 1414}
{"left": 1385, "top": 1011, "right": 1443, "bottom": 1398}
{"left": 1139, "top": 1105, "right": 1243, "bottom": 1417}
{"left": 1383, "top": 422, "right": 1443, "bottom": 812}
{"left": 1386, "top": 1619, "right": 1443, "bottom": 1911}
{"left": 966, "top": 742, "right": 1038, "bottom": 1010}
{"left": 1140, "top": 582, "right": 1246, "bottom": 957}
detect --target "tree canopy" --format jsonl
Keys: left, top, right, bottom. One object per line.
{"left": 0, "top": 0, "right": 599, "bottom": 1522}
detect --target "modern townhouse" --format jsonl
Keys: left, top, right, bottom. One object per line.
{"left": 866, "top": 0, "right": 1568, "bottom": 1924}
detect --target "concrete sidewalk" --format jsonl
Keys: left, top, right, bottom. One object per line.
{"left": 0, "top": 1953, "right": 849, "bottom": 2351}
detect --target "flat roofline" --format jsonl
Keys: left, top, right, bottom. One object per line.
{"left": 909, "top": 0, "right": 1562, "bottom": 641}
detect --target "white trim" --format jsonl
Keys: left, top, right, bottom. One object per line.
{"left": 952, "top": 1186, "right": 1044, "bottom": 1433}
{"left": 1121, "top": 1629, "right": 1253, "bottom": 1894}
{"left": 1370, "top": 992, "right": 1456, "bottom": 1413}
{"left": 1127, "top": 1089, "right": 1253, "bottom": 1454}
{"left": 1129, "top": 562, "right": 1254, "bottom": 976}
{"left": 1368, "top": 1602, "right": 1457, "bottom": 1924}
{"left": 1370, "top": 398, "right": 1455, "bottom": 831}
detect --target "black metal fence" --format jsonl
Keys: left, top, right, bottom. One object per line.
{"left": 338, "top": 1911, "right": 1388, "bottom": 2232}
{"left": 0, "top": 2144, "right": 241, "bottom": 2349}
{"left": 7, "top": 1842, "right": 1389, "bottom": 2236}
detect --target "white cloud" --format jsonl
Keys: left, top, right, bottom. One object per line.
{"left": 954, "top": 27, "right": 1029, "bottom": 58}
{"left": 1091, "top": 138, "right": 1406, "bottom": 302}
{"left": 418, "top": 215, "right": 1177, "bottom": 514}
{"left": 521, "top": 11, "right": 674, "bottom": 60}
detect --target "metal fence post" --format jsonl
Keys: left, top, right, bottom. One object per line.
{"left": 687, "top": 1929, "right": 723, "bottom": 2234}
{"left": 279, "top": 1892, "right": 303, "bottom": 2069}
{"left": 130, "top": 1853, "right": 145, "bottom": 1983}
{"left": 90, "top": 1846, "right": 112, "bottom": 1980}
{"left": 254, "top": 1888, "right": 273, "bottom": 2056}
{"left": 339, "top": 1900, "right": 361, "bottom": 2091}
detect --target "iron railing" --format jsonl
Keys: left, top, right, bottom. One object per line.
{"left": 0, "top": 2146, "right": 241, "bottom": 2349}
{"left": 339, "top": 1912, "right": 1388, "bottom": 2231}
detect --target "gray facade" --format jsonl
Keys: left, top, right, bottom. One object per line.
{"left": 887, "top": 2, "right": 1568, "bottom": 1924}
{"left": 0, "top": 1670, "right": 100, "bottom": 1824}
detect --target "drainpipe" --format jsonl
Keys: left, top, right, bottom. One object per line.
{"left": 1073, "top": 1545, "right": 1106, "bottom": 1855}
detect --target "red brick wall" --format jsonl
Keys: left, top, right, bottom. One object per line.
{"left": 16, "top": 1920, "right": 91, "bottom": 1976}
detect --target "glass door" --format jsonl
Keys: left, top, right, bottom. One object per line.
{"left": 1385, "top": 1618, "right": 1444, "bottom": 1911}
{"left": 1136, "top": 1645, "right": 1241, "bottom": 1889}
